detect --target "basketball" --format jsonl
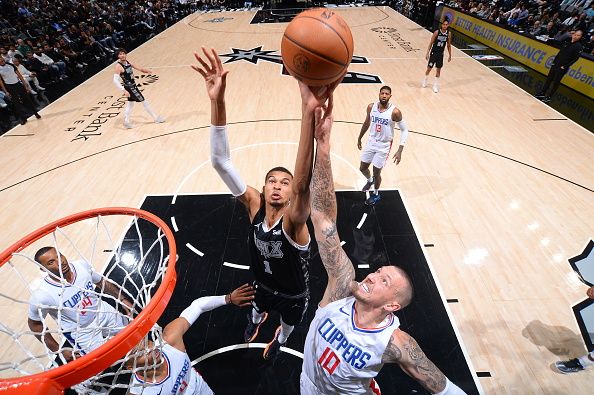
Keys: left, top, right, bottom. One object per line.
{"left": 281, "top": 9, "right": 354, "bottom": 86}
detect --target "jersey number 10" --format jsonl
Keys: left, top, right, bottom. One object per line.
{"left": 318, "top": 346, "right": 340, "bottom": 375}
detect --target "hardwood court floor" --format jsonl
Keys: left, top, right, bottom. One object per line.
{"left": 0, "top": 6, "right": 592, "bottom": 394}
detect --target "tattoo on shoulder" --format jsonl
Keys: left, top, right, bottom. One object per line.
{"left": 382, "top": 335, "right": 402, "bottom": 363}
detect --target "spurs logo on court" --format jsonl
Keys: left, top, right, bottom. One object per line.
{"left": 254, "top": 239, "right": 284, "bottom": 259}
{"left": 134, "top": 74, "right": 159, "bottom": 86}
{"left": 371, "top": 27, "right": 420, "bottom": 53}
{"left": 219, "top": 46, "right": 383, "bottom": 84}
{"left": 205, "top": 17, "right": 233, "bottom": 23}
{"left": 371, "top": 27, "right": 398, "bottom": 33}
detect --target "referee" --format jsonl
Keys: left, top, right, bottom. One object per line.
{"left": 0, "top": 56, "right": 40, "bottom": 125}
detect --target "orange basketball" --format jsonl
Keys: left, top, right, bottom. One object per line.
{"left": 281, "top": 8, "right": 354, "bottom": 86}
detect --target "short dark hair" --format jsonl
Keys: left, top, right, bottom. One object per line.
{"left": 391, "top": 265, "right": 414, "bottom": 308}
{"left": 34, "top": 246, "right": 55, "bottom": 263}
{"left": 443, "top": 17, "right": 450, "bottom": 23}
{"left": 117, "top": 48, "right": 127, "bottom": 54}
{"left": 265, "top": 166, "right": 293, "bottom": 181}
{"left": 380, "top": 85, "right": 391, "bottom": 93}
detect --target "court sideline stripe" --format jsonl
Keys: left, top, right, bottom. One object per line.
{"left": 1, "top": 119, "right": 591, "bottom": 194}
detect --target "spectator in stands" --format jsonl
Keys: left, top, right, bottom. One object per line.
{"left": 33, "top": 46, "right": 67, "bottom": 79}
{"left": 12, "top": 56, "right": 46, "bottom": 94}
{"left": 16, "top": 39, "right": 32, "bottom": 58}
{"left": 530, "top": 20, "right": 545, "bottom": 35}
{"left": 0, "top": 55, "right": 41, "bottom": 124}
{"left": 24, "top": 50, "right": 57, "bottom": 82}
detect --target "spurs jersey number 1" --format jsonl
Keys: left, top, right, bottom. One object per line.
{"left": 369, "top": 102, "right": 395, "bottom": 143}
{"left": 302, "top": 296, "right": 399, "bottom": 394}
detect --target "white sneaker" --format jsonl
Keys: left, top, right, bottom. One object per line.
{"left": 421, "top": 79, "right": 427, "bottom": 88}
{"left": 36, "top": 86, "right": 46, "bottom": 91}
{"left": 30, "top": 89, "right": 38, "bottom": 95}
{"left": 124, "top": 121, "right": 134, "bottom": 129}
{"left": 432, "top": 84, "right": 439, "bottom": 93}
{"left": 155, "top": 116, "right": 165, "bottom": 123}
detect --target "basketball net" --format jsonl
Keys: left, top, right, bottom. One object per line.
{"left": 0, "top": 208, "right": 177, "bottom": 394}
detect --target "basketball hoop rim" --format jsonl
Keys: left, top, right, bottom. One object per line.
{"left": 0, "top": 207, "right": 177, "bottom": 394}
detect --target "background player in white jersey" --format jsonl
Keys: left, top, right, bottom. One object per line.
{"left": 357, "top": 85, "right": 409, "bottom": 206}
{"left": 28, "top": 246, "right": 132, "bottom": 361}
{"left": 113, "top": 49, "right": 164, "bottom": 129}
{"left": 192, "top": 47, "right": 339, "bottom": 360}
{"left": 127, "top": 283, "right": 255, "bottom": 394}
{"left": 303, "top": 110, "right": 466, "bottom": 394}
{"left": 422, "top": 18, "right": 452, "bottom": 93}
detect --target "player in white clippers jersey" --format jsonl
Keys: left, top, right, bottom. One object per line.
{"left": 304, "top": 116, "right": 466, "bottom": 395}
{"left": 28, "top": 247, "right": 133, "bottom": 361}
{"left": 422, "top": 18, "right": 452, "bottom": 93}
{"left": 127, "top": 284, "right": 255, "bottom": 394}
{"left": 357, "top": 85, "right": 409, "bottom": 206}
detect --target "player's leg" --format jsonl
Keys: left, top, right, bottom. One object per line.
{"left": 433, "top": 56, "right": 444, "bottom": 93}
{"left": 263, "top": 296, "right": 308, "bottom": 360}
{"left": 124, "top": 100, "right": 134, "bottom": 128}
{"left": 360, "top": 145, "right": 375, "bottom": 191}
{"left": 422, "top": 62, "right": 433, "bottom": 87}
{"left": 141, "top": 100, "right": 165, "bottom": 123}
{"left": 365, "top": 148, "right": 388, "bottom": 206}
{"left": 244, "top": 284, "right": 269, "bottom": 342}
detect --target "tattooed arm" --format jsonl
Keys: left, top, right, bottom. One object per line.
{"left": 310, "top": 106, "right": 356, "bottom": 308}
{"left": 382, "top": 328, "right": 466, "bottom": 394}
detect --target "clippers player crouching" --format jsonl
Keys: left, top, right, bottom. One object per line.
{"left": 357, "top": 85, "right": 409, "bottom": 206}
{"left": 303, "top": 112, "right": 466, "bottom": 394}
{"left": 192, "top": 47, "right": 339, "bottom": 360}
{"left": 422, "top": 18, "right": 452, "bottom": 93}
{"left": 113, "top": 49, "right": 164, "bottom": 129}
{"left": 27, "top": 247, "right": 132, "bottom": 361}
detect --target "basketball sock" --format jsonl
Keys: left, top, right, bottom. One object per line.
{"left": 434, "top": 77, "right": 440, "bottom": 86}
{"left": 142, "top": 101, "right": 158, "bottom": 120}
{"left": 124, "top": 102, "right": 134, "bottom": 123}
{"left": 277, "top": 319, "right": 294, "bottom": 344}
{"left": 252, "top": 309, "right": 265, "bottom": 324}
{"left": 579, "top": 351, "right": 594, "bottom": 367}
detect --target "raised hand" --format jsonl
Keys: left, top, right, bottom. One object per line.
{"left": 191, "top": 46, "right": 229, "bottom": 102}
{"left": 229, "top": 283, "right": 255, "bottom": 307}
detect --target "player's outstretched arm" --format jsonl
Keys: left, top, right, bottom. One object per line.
{"left": 192, "top": 47, "right": 261, "bottom": 219}
{"left": 164, "top": 284, "right": 255, "bottom": 352}
{"left": 287, "top": 80, "right": 341, "bottom": 242}
{"left": 382, "top": 329, "right": 467, "bottom": 395}
{"left": 357, "top": 103, "right": 372, "bottom": 150}
{"left": 311, "top": 107, "right": 355, "bottom": 308}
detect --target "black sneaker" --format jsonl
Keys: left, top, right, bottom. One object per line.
{"left": 555, "top": 358, "right": 584, "bottom": 374}
{"left": 244, "top": 312, "right": 268, "bottom": 343}
{"left": 365, "top": 192, "right": 381, "bottom": 206}
{"left": 362, "top": 178, "right": 374, "bottom": 192}
{"left": 263, "top": 326, "right": 284, "bottom": 360}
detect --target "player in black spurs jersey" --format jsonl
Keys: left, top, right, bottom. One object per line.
{"left": 113, "top": 49, "right": 164, "bottom": 129}
{"left": 422, "top": 19, "right": 452, "bottom": 93}
{"left": 192, "top": 47, "right": 342, "bottom": 360}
